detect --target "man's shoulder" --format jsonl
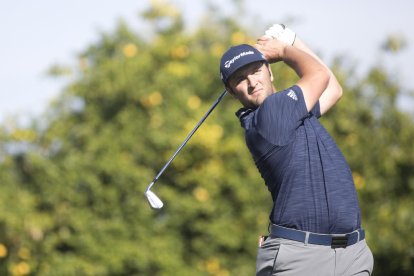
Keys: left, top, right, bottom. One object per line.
{"left": 259, "top": 86, "right": 304, "bottom": 111}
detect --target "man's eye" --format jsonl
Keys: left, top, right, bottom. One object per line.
{"left": 236, "top": 77, "right": 245, "bottom": 84}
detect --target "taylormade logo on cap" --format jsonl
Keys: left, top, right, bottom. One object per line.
{"left": 220, "top": 44, "right": 267, "bottom": 84}
{"left": 224, "top": 50, "right": 255, "bottom": 68}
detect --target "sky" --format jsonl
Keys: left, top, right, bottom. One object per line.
{"left": 1, "top": 0, "right": 413, "bottom": 126}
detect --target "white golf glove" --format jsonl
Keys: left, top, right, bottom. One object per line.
{"left": 264, "top": 24, "right": 296, "bottom": 45}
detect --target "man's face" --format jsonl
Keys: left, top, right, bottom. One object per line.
{"left": 227, "top": 61, "right": 275, "bottom": 108}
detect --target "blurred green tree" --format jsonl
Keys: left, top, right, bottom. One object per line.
{"left": 0, "top": 1, "right": 413, "bottom": 275}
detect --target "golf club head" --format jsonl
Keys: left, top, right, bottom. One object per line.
{"left": 145, "top": 190, "right": 164, "bottom": 209}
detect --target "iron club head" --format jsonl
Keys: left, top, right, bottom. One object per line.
{"left": 144, "top": 90, "right": 227, "bottom": 210}
{"left": 145, "top": 190, "right": 164, "bottom": 209}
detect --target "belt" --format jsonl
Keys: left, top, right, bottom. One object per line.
{"left": 270, "top": 224, "right": 365, "bottom": 248}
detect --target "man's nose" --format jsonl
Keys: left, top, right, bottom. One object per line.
{"left": 247, "top": 74, "right": 257, "bottom": 87}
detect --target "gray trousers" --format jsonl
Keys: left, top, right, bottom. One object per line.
{"left": 256, "top": 236, "right": 374, "bottom": 276}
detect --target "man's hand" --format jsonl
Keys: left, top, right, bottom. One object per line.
{"left": 254, "top": 36, "right": 288, "bottom": 63}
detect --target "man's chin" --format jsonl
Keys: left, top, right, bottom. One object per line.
{"left": 254, "top": 94, "right": 268, "bottom": 106}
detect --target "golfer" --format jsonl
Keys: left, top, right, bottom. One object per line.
{"left": 219, "top": 25, "right": 374, "bottom": 275}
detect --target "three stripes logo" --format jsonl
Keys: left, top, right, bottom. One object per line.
{"left": 287, "top": 89, "right": 298, "bottom": 101}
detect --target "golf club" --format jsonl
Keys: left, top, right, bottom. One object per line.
{"left": 145, "top": 90, "right": 227, "bottom": 209}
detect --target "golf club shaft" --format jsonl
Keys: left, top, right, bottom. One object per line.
{"left": 146, "top": 90, "right": 227, "bottom": 192}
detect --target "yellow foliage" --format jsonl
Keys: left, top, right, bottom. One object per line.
{"left": 123, "top": 43, "right": 138, "bottom": 58}
{"left": 246, "top": 38, "right": 256, "bottom": 45}
{"left": 202, "top": 257, "right": 229, "bottom": 276}
{"left": 256, "top": 212, "right": 269, "bottom": 226}
{"left": 11, "top": 262, "right": 30, "bottom": 276}
{"left": 10, "top": 129, "right": 37, "bottom": 142}
{"left": 231, "top": 31, "right": 247, "bottom": 45}
{"left": 18, "top": 248, "right": 31, "bottom": 260}
{"left": 150, "top": 114, "right": 164, "bottom": 128}
{"left": 204, "top": 160, "right": 222, "bottom": 177}
{"left": 171, "top": 45, "right": 189, "bottom": 59}
{"left": 0, "top": 244, "right": 7, "bottom": 258}
{"left": 346, "top": 133, "right": 357, "bottom": 146}
{"left": 185, "top": 123, "right": 223, "bottom": 149}
{"left": 187, "top": 96, "right": 201, "bottom": 110}
{"left": 215, "top": 270, "right": 230, "bottom": 276}
{"left": 205, "top": 257, "right": 220, "bottom": 274}
{"left": 204, "top": 124, "right": 223, "bottom": 146}
{"left": 140, "top": 92, "right": 163, "bottom": 108}
{"left": 211, "top": 43, "right": 225, "bottom": 58}
{"left": 166, "top": 62, "right": 191, "bottom": 78}
{"left": 193, "top": 187, "right": 209, "bottom": 202}
{"left": 352, "top": 172, "right": 365, "bottom": 190}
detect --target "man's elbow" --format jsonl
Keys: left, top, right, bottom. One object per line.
{"left": 317, "top": 67, "right": 330, "bottom": 93}
{"left": 337, "top": 86, "right": 343, "bottom": 102}
{"left": 327, "top": 71, "right": 343, "bottom": 102}
{"left": 333, "top": 76, "right": 343, "bottom": 102}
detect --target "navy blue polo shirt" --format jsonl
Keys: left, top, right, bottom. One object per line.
{"left": 237, "top": 85, "right": 361, "bottom": 234}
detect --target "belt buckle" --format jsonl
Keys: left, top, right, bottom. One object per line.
{"left": 331, "top": 235, "right": 348, "bottom": 249}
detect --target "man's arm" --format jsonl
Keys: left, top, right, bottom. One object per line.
{"left": 255, "top": 37, "right": 330, "bottom": 113}
{"left": 263, "top": 24, "right": 343, "bottom": 115}
{"left": 292, "top": 37, "right": 343, "bottom": 115}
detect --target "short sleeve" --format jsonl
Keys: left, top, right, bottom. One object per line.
{"left": 311, "top": 100, "right": 321, "bottom": 118}
{"left": 254, "top": 85, "right": 312, "bottom": 145}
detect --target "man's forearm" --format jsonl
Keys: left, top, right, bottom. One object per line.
{"left": 280, "top": 45, "right": 330, "bottom": 112}
{"left": 292, "top": 37, "right": 343, "bottom": 115}
{"left": 282, "top": 45, "right": 326, "bottom": 80}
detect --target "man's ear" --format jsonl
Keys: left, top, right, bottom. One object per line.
{"left": 266, "top": 64, "right": 277, "bottom": 92}
{"left": 267, "top": 64, "right": 274, "bottom": 82}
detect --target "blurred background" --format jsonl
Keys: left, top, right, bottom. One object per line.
{"left": 1, "top": 0, "right": 413, "bottom": 275}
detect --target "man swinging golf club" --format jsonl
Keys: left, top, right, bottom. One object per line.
{"left": 220, "top": 24, "right": 374, "bottom": 275}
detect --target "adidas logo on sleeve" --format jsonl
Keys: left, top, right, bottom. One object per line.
{"left": 287, "top": 89, "right": 298, "bottom": 101}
